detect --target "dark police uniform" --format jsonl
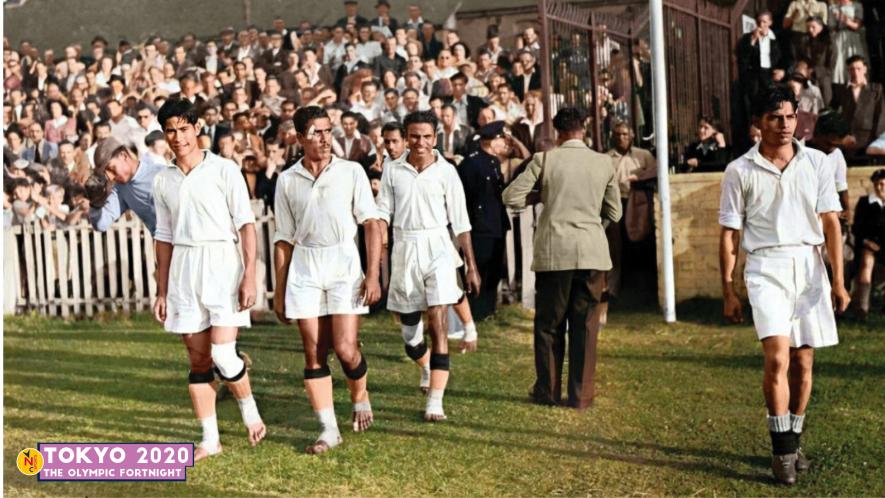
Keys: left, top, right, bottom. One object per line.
{"left": 458, "top": 123, "right": 511, "bottom": 320}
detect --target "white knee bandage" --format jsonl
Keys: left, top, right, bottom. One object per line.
{"left": 401, "top": 319, "right": 424, "bottom": 347}
{"left": 211, "top": 342, "right": 245, "bottom": 380}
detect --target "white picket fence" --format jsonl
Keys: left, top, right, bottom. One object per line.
{"left": 3, "top": 208, "right": 538, "bottom": 318}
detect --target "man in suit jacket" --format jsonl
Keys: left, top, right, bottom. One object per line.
{"left": 336, "top": 111, "right": 374, "bottom": 169}
{"left": 201, "top": 106, "right": 230, "bottom": 154}
{"left": 450, "top": 72, "right": 487, "bottom": 129}
{"left": 369, "top": 0, "right": 398, "bottom": 37}
{"left": 831, "top": 55, "right": 885, "bottom": 155}
{"left": 336, "top": 0, "right": 368, "bottom": 28}
{"left": 512, "top": 50, "right": 542, "bottom": 102}
{"left": 260, "top": 31, "right": 290, "bottom": 75}
{"left": 21, "top": 122, "right": 59, "bottom": 164}
{"left": 436, "top": 104, "right": 473, "bottom": 161}
{"left": 736, "top": 11, "right": 782, "bottom": 110}
{"left": 502, "top": 107, "right": 621, "bottom": 409}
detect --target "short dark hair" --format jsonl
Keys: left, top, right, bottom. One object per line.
{"left": 698, "top": 115, "right": 722, "bottom": 132}
{"left": 292, "top": 106, "right": 329, "bottom": 135}
{"left": 157, "top": 98, "right": 199, "bottom": 129}
{"left": 450, "top": 72, "right": 468, "bottom": 84}
{"left": 552, "top": 107, "right": 586, "bottom": 133}
{"left": 846, "top": 54, "right": 866, "bottom": 67}
{"left": 382, "top": 122, "right": 405, "bottom": 138}
{"left": 361, "top": 79, "right": 378, "bottom": 90}
{"left": 751, "top": 84, "right": 798, "bottom": 118}
{"left": 384, "top": 88, "right": 399, "bottom": 97}
{"left": 403, "top": 110, "right": 438, "bottom": 132}
{"left": 341, "top": 110, "right": 360, "bottom": 123}
{"left": 871, "top": 168, "right": 885, "bottom": 183}
{"left": 813, "top": 110, "right": 850, "bottom": 138}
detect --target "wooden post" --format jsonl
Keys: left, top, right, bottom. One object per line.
{"left": 93, "top": 229, "right": 106, "bottom": 313}
{"left": 82, "top": 224, "right": 94, "bottom": 317}
{"left": 107, "top": 230, "right": 118, "bottom": 311}
{"left": 56, "top": 229, "right": 70, "bottom": 318}
{"left": 132, "top": 222, "right": 145, "bottom": 311}
{"left": 69, "top": 227, "right": 82, "bottom": 316}
{"left": 118, "top": 223, "right": 131, "bottom": 313}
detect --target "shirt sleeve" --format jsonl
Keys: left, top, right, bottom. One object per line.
{"left": 816, "top": 154, "right": 842, "bottom": 213}
{"left": 224, "top": 162, "right": 257, "bottom": 229}
{"left": 152, "top": 175, "right": 174, "bottom": 243}
{"left": 718, "top": 164, "right": 745, "bottom": 230}
{"left": 352, "top": 165, "right": 379, "bottom": 224}
{"left": 444, "top": 165, "right": 472, "bottom": 235}
{"left": 375, "top": 165, "right": 394, "bottom": 224}
{"left": 832, "top": 150, "right": 848, "bottom": 192}
{"left": 272, "top": 174, "right": 297, "bottom": 245}
{"left": 88, "top": 187, "right": 126, "bottom": 232}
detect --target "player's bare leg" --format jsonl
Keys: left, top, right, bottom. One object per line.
{"left": 331, "top": 314, "right": 373, "bottom": 432}
{"left": 183, "top": 330, "right": 222, "bottom": 462}
{"left": 211, "top": 326, "right": 266, "bottom": 447}
{"left": 424, "top": 305, "right": 450, "bottom": 422}
{"left": 400, "top": 311, "right": 432, "bottom": 393}
{"left": 301, "top": 317, "right": 342, "bottom": 454}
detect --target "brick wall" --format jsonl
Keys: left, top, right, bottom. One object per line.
{"left": 654, "top": 166, "right": 881, "bottom": 306}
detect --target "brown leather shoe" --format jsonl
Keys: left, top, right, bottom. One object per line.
{"left": 771, "top": 453, "right": 798, "bottom": 485}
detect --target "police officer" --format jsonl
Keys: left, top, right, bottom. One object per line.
{"left": 458, "top": 121, "right": 511, "bottom": 320}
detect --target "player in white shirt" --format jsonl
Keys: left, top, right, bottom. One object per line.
{"left": 152, "top": 99, "right": 266, "bottom": 462}
{"left": 376, "top": 111, "right": 481, "bottom": 422}
{"left": 719, "top": 86, "right": 850, "bottom": 485}
{"left": 272, "top": 107, "right": 383, "bottom": 454}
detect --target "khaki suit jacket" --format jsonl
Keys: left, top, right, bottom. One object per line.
{"left": 502, "top": 139, "right": 622, "bottom": 272}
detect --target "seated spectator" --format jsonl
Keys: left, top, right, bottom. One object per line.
{"left": 851, "top": 168, "right": 885, "bottom": 319}
{"left": 489, "top": 83, "right": 526, "bottom": 124}
{"left": 683, "top": 116, "right": 731, "bottom": 172}
{"left": 831, "top": 55, "right": 884, "bottom": 155}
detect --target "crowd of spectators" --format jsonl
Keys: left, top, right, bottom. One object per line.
{"left": 3, "top": 2, "right": 552, "bottom": 231}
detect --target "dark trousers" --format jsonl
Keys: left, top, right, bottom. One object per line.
{"left": 532, "top": 269, "right": 606, "bottom": 409}
{"left": 469, "top": 236, "right": 505, "bottom": 321}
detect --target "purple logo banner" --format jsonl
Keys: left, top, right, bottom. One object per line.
{"left": 37, "top": 443, "right": 194, "bottom": 481}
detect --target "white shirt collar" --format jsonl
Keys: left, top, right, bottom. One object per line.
{"left": 744, "top": 139, "right": 807, "bottom": 176}
{"left": 870, "top": 193, "right": 885, "bottom": 206}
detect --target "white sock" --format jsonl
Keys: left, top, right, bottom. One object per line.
{"left": 237, "top": 395, "right": 262, "bottom": 427}
{"left": 425, "top": 389, "right": 445, "bottom": 416}
{"left": 199, "top": 415, "right": 221, "bottom": 452}
{"left": 316, "top": 407, "right": 341, "bottom": 446}
{"left": 767, "top": 413, "right": 791, "bottom": 433}
{"left": 791, "top": 413, "right": 805, "bottom": 434}
{"left": 463, "top": 321, "right": 477, "bottom": 342}
{"left": 420, "top": 364, "right": 431, "bottom": 389}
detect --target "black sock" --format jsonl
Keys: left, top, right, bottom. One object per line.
{"left": 770, "top": 431, "right": 799, "bottom": 455}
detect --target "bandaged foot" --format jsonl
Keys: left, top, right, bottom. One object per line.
{"left": 352, "top": 400, "right": 374, "bottom": 432}
{"left": 306, "top": 407, "right": 342, "bottom": 455}
{"left": 424, "top": 389, "right": 447, "bottom": 422}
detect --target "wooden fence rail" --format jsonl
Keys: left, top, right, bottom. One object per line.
{"left": 3, "top": 209, "right": 538, "bottom": 317}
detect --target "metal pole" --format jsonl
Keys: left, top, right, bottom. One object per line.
{"left": 538, "top": 0, "right": 553, "bottom": 142}
{"left": 650, "top": 0, "right": 676, "bottom": 322}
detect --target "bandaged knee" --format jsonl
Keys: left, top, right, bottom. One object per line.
{"left": 211, "top": 342, "right": 246, "bottom": 381}
{"left": 401, "top": 314, "right": 424, "bottom": 344}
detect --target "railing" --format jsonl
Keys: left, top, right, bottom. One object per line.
{"left": 3, "top": 209, "right": 540, "bottom": 317}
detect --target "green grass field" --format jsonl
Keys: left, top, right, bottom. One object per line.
{"left": 4, "top": 303, "right": 884, "bottom": 497}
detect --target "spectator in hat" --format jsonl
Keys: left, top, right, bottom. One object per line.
{"left": 478, "top": 25, "right": 504, "bottom": 64}
{"left": 87, "top": 136, "right": 164, "bottom": 234}
{"left": 337, "top": 0, "right": 368, "bottom": 28}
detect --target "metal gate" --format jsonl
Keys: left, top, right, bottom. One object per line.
{"left": 538, "top": 0, "right": 748, "bottom": 157}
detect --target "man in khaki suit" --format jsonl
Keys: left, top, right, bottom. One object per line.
{"left": 502, "top": 107, "right": 622, "bottom": 409}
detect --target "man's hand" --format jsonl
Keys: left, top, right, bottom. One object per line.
{"left": 238, "top": 276, "right": 257, "bottom": 311}
{"left": 715, "top": 132, "right": 726, "bottom": 147}
{"left": 832, "top": 284, "right": 851, "bottom": 314}
{"left": 153, "top": 295, "right": 167, "bottom": 323}
{"left": 686, "top": 158, "right": 699, "bottom": 168}
{"left": 465, "top": 267, "right": 481, "bottom": 296}
{"left": 864, "top": 240, "right": 881, "bottom": 252}
{"left": 273, "top": 293, "right": 291, "bottom": 324}
{"left": 360, "top": 276, "right": 382, "bottom": 306}
{"left": 723, "top": 292, "right": 744, "bottom": 324}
